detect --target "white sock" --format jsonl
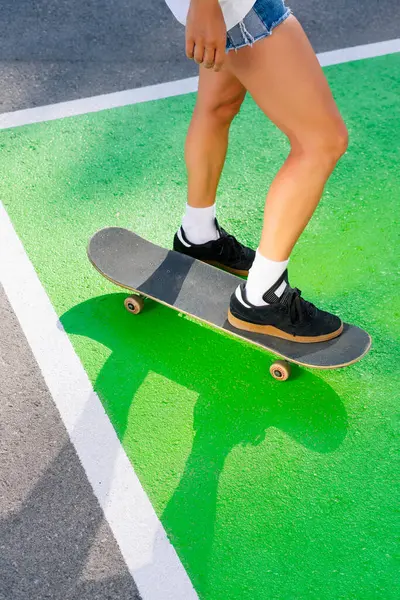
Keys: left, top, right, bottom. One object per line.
{"left": 181, "top": 204, "right": 220, "bottom": 245}
{"left": 245, "top": 250, "right": 289, "bottom": 306}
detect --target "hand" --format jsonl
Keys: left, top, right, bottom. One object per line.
{"left": 185, "top": 0, "right": 227, "bottom": 72}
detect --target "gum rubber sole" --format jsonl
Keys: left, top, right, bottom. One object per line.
{"left": 227, "top": 310, "right": 344, "bottom": 344}
{"left": 205, "top": 260, "right": 249, "bottom": 277}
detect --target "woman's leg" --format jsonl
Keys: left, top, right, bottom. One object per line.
{"left": 185, "top": 67, "right": 246, "bottom": 210}
{"left": 174, "top": 65, "right": 255, "bottom": 273}
{"left": 226, "top": 15, "right": 346, "bottom": 339}
{"left": 226, "top": 15, "right": 348, "bottom": 262}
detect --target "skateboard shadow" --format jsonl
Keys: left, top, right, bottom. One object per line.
{"left": 60, "top": 293, "right": 348, "bottom": 596}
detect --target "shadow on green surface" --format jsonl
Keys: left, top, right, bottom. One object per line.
{"left": 61, "top": 293, "right": 348, "bottom": 596}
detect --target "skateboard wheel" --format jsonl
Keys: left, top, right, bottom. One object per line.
{"left": 270, "top": 360, "right": 291, "bottom": 381}
{"left": 124, "top": 295, "right": 145, "bottom": 315}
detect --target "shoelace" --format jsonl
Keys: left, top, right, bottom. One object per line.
{"left": 286, "top": 287, "right": 316, "bottom": 324}
{"left": 220, "top": 231, "right": 246, "bottom": 262}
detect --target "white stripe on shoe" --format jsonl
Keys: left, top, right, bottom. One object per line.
{"left": 177, "top": 228, "right": 192, "bottom": 248}
{"left": 235, "top": 285, "right": 252, "bottom": 309}
{"left": 275, "top": 280, "right": 287, "bottom": 298}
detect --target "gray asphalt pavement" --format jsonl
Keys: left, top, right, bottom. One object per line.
{"left": 0, "top": 1, "right": 398, "bottom": 598}
{"left": 0, "top": 287, "right": 141, "bottom": 600}
{"left": 0, "top": 0, "right": 399, "bottom": 112}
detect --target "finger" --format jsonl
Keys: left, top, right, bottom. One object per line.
{"left": 193, "top": 41, "right": 205, "bottom": 64}
{"left": 186, "top": 37, "right": 195, "bottom": 60}
{"left": 203, "top": 46, "right": 216, "bottom": 69}
{"left": 213, "top": 43, "right": 226, "bottom": 72}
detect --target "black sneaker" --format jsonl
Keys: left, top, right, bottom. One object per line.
{"left": 173, "top": 220, "right": 255, "bottom": 276}
{"left": 228, "top": 270, "right": 343, "bottom": 343}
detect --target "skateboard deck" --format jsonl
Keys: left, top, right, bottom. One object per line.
{"left": 88, "top": 227, "right": 371, "bottom": 380}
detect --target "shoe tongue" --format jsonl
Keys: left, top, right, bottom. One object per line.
{"left": 262, "top": 270, "right": 289, "bottom": 304}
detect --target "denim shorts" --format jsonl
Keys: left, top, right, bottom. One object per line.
{"left": 226, "top": 0, "right": 291, "bottom": 51}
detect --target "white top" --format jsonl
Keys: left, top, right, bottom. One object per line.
{"left": 165, "top": 0, "right": 257, "bottom": 31}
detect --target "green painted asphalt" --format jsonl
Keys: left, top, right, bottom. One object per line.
{"left": 1, "top": 53, "right": 399, "bottom": 599}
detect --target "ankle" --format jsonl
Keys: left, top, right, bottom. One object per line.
{"left": 181, "top": 204, "right": 219, "bottom": 245}
{"left": 246, "top": 250, "right": 289, "bottom": 306}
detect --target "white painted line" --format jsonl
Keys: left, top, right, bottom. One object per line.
{"left": 0, "top": 38, "right": 399, "bottom": 130}
{"left": 0, "top": 201, "right": 198, "bottom": 600}
{"left": 0, "top": 77, "right": 199, "bottom": 130}
{"left": 317, "top": 38, "right": 400, "bottom": 67}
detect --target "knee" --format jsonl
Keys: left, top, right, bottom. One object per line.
{"left": 199, "top": 93, "right": 244, "bottom": 126}
{"left": 328, "top": 123, "right": 349, "bottom": 160}
{"left": 296, "top": 121, "right": 349, "bottom": 164}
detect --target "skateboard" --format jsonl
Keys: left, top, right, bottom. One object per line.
{"left": 88, "top": 227, "right": 371, "bottom": 381}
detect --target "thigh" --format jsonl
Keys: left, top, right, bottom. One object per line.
{"left": 196, "top": 64, "right": 247, "bottom": 114}
{"left": 225, "top": 15, "right": 346, "bottom": 145}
